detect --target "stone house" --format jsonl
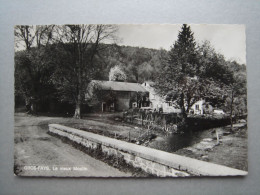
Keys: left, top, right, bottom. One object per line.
{"left": 86, "top": 80, "right": 149, "bottom": 112}
{"left": 141, "top": 81, "right": 216, "bottom": 115}
{"left": 141, "top": 81, "right": 181, "bottom": 113}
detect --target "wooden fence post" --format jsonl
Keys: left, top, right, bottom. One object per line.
{"left": 216, "top": 130, "right": 219, "bottom": 145}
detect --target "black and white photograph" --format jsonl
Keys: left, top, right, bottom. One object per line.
{"left": 14, "top": 24, "right": 247, "bottom": 177}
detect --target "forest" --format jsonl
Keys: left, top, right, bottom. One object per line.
{"left": 14, "top": 24, "right": 247, "bottom": 126}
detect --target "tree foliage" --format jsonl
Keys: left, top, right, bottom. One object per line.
{"left": 14, "top": 24, "right": 247, "bottom": 123}
{"left": 49, "top": 25, "right": 118, "bottom": 118}
{"left": 14, "top": 25, "right": 118, "bottom": 117}
{"left": 154, "top": 24, "right": 247, "bottom": 123}
{"left": 109, "top": 65, "right": 127, "bottom": 81}
{"left": 155, "top": 24, "right": 202, "bottom": 118}
{"left": 14, "top": 25, "right": 56, "bottom": 113}
{"left": 224, "top": 61, "right": 247, "bottom": 129}
{"left": 99, "top": 45, "right": 167, "bottom": 83}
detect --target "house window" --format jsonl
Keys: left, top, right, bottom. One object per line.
{"left": 195, "top": 104, "right": 199, "bottom": 110}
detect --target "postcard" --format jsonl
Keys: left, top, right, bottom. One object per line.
{"left": 14, "top": 24, "right": 247, "bottom": 177}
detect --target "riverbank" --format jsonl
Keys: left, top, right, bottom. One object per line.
{"left": 76, "top": 113, "right": 248, "bottom": 171}
{"left": 175, "top": 124, "right": 247, "bottom": 171}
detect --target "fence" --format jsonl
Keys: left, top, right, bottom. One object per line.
{"left": 123, "top": 108, "right": 181, "bottom": 131}
{"left": 123, "top": 108, "right": 235, "bottom": 132}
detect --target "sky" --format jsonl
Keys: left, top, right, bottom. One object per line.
{"left": 115, "top": 24, "right": 246, "bottom": 64}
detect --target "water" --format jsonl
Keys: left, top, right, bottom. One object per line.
{"left": 150, "top": 129, "right": 214, "bottom": 152}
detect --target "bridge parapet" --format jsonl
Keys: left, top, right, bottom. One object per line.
{"left": 49, "top": 124, "right": 248, "bottom": 177}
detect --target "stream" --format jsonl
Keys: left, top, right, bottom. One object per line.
{"left": 149, "top": 128, "right": 217, "bottom": 153}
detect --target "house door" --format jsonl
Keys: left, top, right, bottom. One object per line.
{"left": 102, "top": 102, "right": 106, "bottom": 112}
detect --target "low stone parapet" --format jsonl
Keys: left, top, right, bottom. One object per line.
{"left": 49, "top": 124, "right": 247, "bottom": 177}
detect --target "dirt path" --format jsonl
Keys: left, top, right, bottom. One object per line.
{"left": 14, "top": 113, "right": 132, "bottom": 177}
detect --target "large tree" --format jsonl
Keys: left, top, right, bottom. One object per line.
{"left": 224, "top": 61, "right": 247, "bottom": 130}
{"left": 196, "top": 41, "right": 234, "bottom": 108}
{"left": 51, "top": 25, "right": 118, "bottom": 118}
{"left": 197, "top": 41, "right": 247, "bottom": 128}
{"left": 155, "top": 24, "right": 202, "bottom": 119}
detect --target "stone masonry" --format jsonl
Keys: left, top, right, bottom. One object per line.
{"left": 49, "top": 124, "right": 247, "bottom": 177}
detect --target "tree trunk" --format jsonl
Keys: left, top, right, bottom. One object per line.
{"left": 74, "top": 42, "right": 83, "bottom": 119}
{"left": 180, "top": 92, "right": 187, "bottom": 121}
{"left": 230, "top": 115, "right": 233, "bottom": 130}
{"left": 31, "top": 101, "right": 37, "bottom": 115}
{"left": 25, "top": 96, "right": 31, "bottom": 113}
{"left": 74, "top": 98, "right": 81, "bottom": 119}
{"left": 24, "top": 95, "right": 38, "bottom": 115}
{"left": 230, "top": 90, "right": 234, "bottom": 131}
{"left": 182, "top": 111, "right": 187, "bottom": 120}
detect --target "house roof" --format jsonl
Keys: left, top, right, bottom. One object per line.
{"left": 91, "top": 80, "right": 147, "bottom": 92}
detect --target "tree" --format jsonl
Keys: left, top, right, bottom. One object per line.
{"left": 224, "top": 61, "right": 247, "bottom": 130}
{"left": 51, "top": 25, "right": 118, "bottom": 118}
{"left": 196, "top": 41, "right": 234, "bottom": 108}
{"left": 197, "top": 41, "right": 247, "bottom": 129}
{"left": 197, "top": 41, "right": 232, "bottom": 85}
{"left": 137, "top": 62, "right": 153, "bottom": 82}
{"left": 15, "top": 26, "right": 35, "bottom": 51}
{"left": 15, "top": 48, "right": 57, "bottom": 113}
{"left": 14, "top": 25, "right": 55, "bottom": 113}
{"left": 109, "top": 65, "right": 127, "bottom": 81}
{"left": 97, "top": 44, "right": 166, "bottom": 83}
{"left": 15, "top": 25, "right": 54, "bottom": 50}
{"left": 155, "top": 24, "right": 202, "bottom": 119}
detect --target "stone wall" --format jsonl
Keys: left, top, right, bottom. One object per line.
{"left": 49, "top": 124, "right": 247, "bottom": 177}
